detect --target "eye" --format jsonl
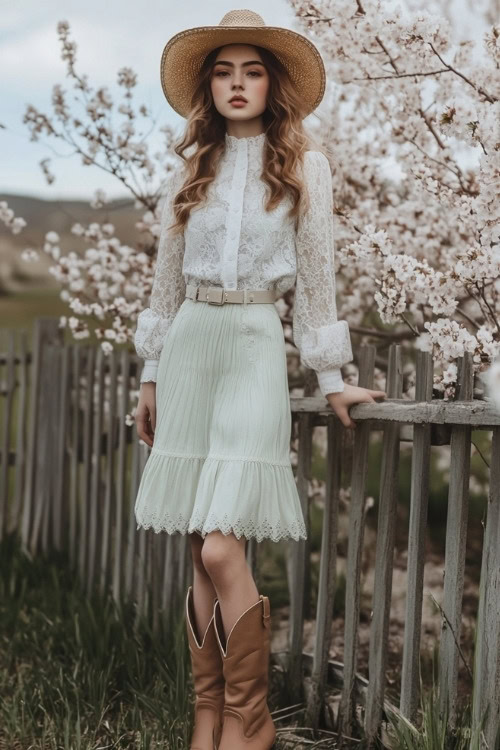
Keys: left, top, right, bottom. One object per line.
{"left": 213, "top": 70, "right": 262, "bottom": 77}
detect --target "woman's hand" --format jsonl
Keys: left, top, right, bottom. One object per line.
{"left": 325, "top": 383, "right": 387, "bottom": 429}
{"left": 135, "top": 382, "right": 157, "bottom": 447}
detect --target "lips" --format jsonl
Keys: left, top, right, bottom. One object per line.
{"left": 229, "top": 96, "right": 247, "bottom": 103}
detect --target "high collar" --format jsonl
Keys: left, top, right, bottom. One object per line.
{"left": 224, "top": 131, "right": 266, "bottom": 154}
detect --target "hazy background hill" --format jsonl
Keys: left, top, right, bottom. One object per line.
{"left": 0, "top": 192, "right": 140, "bottom": 296}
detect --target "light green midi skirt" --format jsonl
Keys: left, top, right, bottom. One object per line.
{"left": 134, "top": 296, "right": 307, "bottom": 543}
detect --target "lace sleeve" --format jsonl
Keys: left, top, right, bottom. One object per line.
{"left": 134, "top": 165, "right": 186, "bottom": 383}
{"left": 293, "top": 150, "right": 353, "bottom": 396}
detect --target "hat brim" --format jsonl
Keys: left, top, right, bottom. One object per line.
{"left": 160, "top": 24, "right": 326, "bottom": 119}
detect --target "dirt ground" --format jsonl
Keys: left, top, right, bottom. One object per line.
{"left": 271, "top": 516, "right": 480, "bottom": 712}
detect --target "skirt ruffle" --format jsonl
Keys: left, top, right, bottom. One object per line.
{"left": 134, "top": 448, "right": 307, "bottom": 542}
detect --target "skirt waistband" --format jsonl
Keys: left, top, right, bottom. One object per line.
{"left": 185, "top": 284, "right": 277, "bottom": 305}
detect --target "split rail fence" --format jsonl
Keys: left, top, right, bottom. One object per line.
{"left": 0, "top": 316, "right": 499, "bottom": 747}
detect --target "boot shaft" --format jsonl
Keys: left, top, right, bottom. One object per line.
{"left": 214, "top": 595, "right": 273, "bottom": 739}
{"left": 185, "top": 586, "right": 225, "bottom": 704}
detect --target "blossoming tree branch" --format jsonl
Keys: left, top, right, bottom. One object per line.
{"left": 3, "top": 1, "right": 499, "bottom": 401}
{"left": 292, "top": 0, "right": 499, "bottom": 399}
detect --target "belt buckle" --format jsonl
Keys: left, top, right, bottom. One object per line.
{"left": 206, "top": 286, "right": 225, "bottom": 305}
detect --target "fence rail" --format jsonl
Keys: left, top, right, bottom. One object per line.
{"left": 0, "top": 317, "right": 499, "bottom": 747}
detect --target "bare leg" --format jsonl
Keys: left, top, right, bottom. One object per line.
{"left": 189, "top": 531, "right": 218, "bottom": 638}
{"left": 201, "top": 530, "right": 259, "bottom": 642}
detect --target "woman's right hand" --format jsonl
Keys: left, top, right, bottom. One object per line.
{"left": 135, "top": 382, "right": 156, "bottom": 447}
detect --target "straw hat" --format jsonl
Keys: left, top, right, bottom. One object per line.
{"left": 160, "top": 9, "right": 326, "bottom": 119}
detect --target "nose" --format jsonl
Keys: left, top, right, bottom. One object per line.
{"left": 231, "top": 70, "right": 244, "bottom": 89}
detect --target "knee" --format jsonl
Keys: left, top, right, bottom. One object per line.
{"left": 201, "top": 533, "right": 244, "bottom": 584}
{"left": 190, "top": 532, "right": 208, "bottom": 576}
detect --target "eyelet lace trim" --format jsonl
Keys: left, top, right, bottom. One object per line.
{"left": 136, "top": 511, "right": 307, "bottom": 543}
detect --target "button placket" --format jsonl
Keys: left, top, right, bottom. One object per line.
{"left": 221, "top": 140, "right": 248, "bottom": 290}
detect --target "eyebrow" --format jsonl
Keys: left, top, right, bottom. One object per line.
{"left": 213, "top": 60, "right": 265, "bottom": 67}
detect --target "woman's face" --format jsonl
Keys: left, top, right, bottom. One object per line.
{"left": 210, "top": 44, "right": 269, "bottom": 123}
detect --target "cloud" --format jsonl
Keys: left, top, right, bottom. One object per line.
{"left": 0, "top": 17, "right": 160, "bottom": 95}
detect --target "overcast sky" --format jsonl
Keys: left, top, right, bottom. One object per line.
{"left": 0, "top": 0, "right": 487, "bottom": 201}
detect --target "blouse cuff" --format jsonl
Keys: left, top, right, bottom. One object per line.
{"left": 298, "top": 320, "right": 353, "bottom": 371}
{"left": 317, "top": 367, "right": 345, "bottom": 396}
{"left": 140, "top": 359, "right": 159, "bottom": 384}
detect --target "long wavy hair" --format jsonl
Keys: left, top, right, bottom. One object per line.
{"left": 166, "top": 44, "right": 327, "bottom": 234}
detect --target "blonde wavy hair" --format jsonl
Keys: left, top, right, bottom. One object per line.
{"left": 166, "top": 44, "right": 328, "bottom": 234}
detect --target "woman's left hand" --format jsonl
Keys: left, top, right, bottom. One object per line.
{"left": 325, "top": 383, "right": 387, "bottom": 430}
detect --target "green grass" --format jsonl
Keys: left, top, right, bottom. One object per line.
{"left": 384, "top": 648, "right": 497, "bottom": 750}
{"left": 0, "top": 532, "right": 370, "bottom": 750}
{"left": 0, "top": 532, "right": 193, "bottom": 749}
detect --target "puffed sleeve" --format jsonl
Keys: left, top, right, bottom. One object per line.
{"left": 293, "top": 150, "right": 353, "bottom": 396}
{"left": 134, "top": 165, "right": 186, "bottom": 383}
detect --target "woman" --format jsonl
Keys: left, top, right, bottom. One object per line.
{"left": 133, "top": 9, "right": 386, "bottom": 750}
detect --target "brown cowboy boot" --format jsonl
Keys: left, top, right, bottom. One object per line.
{"left": 185, "top": 585, "right": 225, "bottom": 750}
{"left": 213, "top": 594, "right": 276, "bottom": 749}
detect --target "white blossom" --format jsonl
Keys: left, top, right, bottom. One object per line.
{"left": 15, "top": 7, "right": 500, "bottom": 400}
{"left": 1, "top": 201, "right": 26, "bottom": 234}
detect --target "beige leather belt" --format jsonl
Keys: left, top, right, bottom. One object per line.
{"left": 185, "top": 284, "right": 277, "bottom": 305}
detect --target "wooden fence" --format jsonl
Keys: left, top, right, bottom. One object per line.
{"left": 0, "top": 317, "right": 499, "bottom": 747}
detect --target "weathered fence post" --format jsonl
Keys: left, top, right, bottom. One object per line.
{"left": 21, "top": 318, "right": 63, "bottom": 553}
{"left": 68, "top": 345, "right": 81, "bottom": 567}
{"left": 472, "top": 424, "right": 500, "bottom": 745}
{"left": 306, "top": 413, "right": 342, "bottom": 729}
{"left": 10, "top": 331, "right": 29, "bottom": 532}
{"left": 53, "top": 341, "right": 71, "bottom": 551}
{"left": 79, "top": 345, "right": 96, "bottom": 584}
{"left": 364, "top": 343, "right": 403, "bottom": 746}
{"left": 0, "top": 330, "right": 16, "bottom": 538}
{"left": 111, "top": 348, "right": 130, "bottom": 605}
{"left": 87, "top": 346, "right": 105, "bottom": 594}
{"left": 438, "top": 352, "right": 474, "bottom": 727}
{"left": 400, "top": 349, "right": 433, "bottom": 721}
{"left": 32, "top": 342, "right": 61, "bottom": 554}
{"left": 134, "top": 445, "right": 149, "bottom": 623}
{"left": 125, "top": 365, "right": 140, "bottom": 603}
{"left": 338, "top": 344, "right": 377, "bottom": 742}
{"left": 100, "top": 347, "right": 118, "bottom": 595}
{"left": 288, "top": 411, "right": 312, "bottom": 703}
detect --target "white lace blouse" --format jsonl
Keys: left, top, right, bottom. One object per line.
{"left": 134, "top": 131, "right": 353, "bottom": 395}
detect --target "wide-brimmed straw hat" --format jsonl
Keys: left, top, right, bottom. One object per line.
{"left": 160, "top": 8, "right": 326, "bottom": 119}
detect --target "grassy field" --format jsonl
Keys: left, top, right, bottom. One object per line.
{"left": 0, "top": 532, "right": 373, "bottom": 750}
{"left": 0, "top": 288, "right": 68, "bottom": 330}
